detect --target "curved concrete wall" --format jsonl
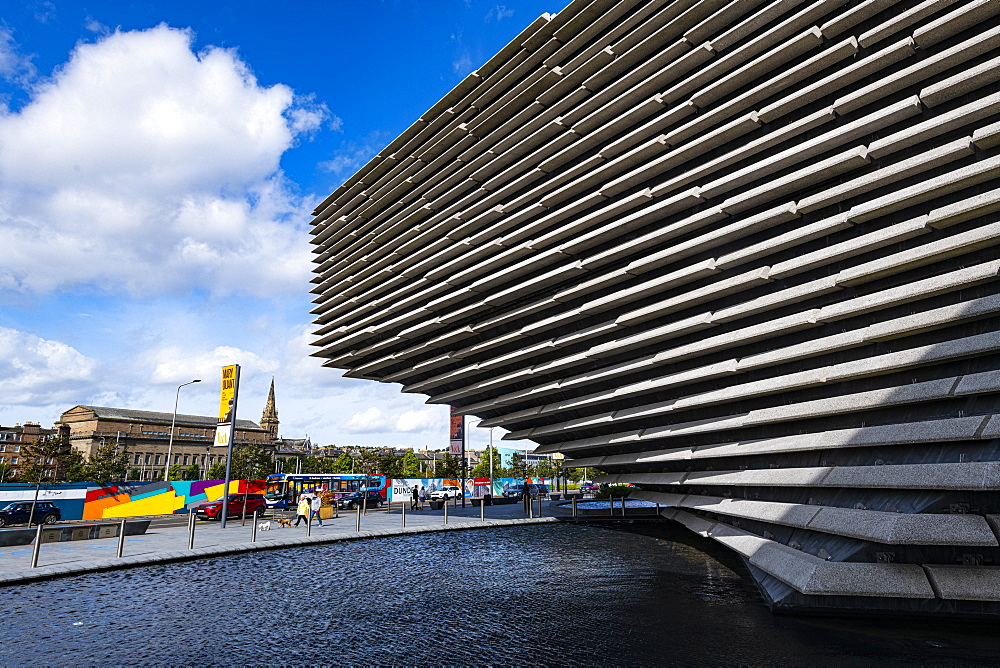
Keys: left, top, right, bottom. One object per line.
{"left": 310, "top": 0, "right": 1000, "bottom": 616}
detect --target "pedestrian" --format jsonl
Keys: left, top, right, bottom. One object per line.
{"left": 411, "top": 485, "right": 419, "bottom": 510}
{"left": 419, "top": 485, "right": 426, "bottom": 510}
{"left": 294, "top": 494, "right": 310, "bottom": 527}
{"left": 311, "top": 493, "right": 323, "bottom": 527}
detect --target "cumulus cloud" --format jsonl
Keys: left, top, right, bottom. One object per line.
{"left": 0, "top": 327, "right": 97, "bottom": 404}
{"left": 0, "top": 24, "right": 327, "bottom": 297}
{"left": 344, "top": 405, "right": 445, "bottom": 434}
{"left": 148, "top": 344, "right": 279, "bottom": 385}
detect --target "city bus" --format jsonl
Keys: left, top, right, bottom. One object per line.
{"left": 263, "top": 473, "right": 387, "bottom": 509}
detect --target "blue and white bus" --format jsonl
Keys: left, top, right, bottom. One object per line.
{"left": 263, "top": 473, "right": 387, "bottom": 509}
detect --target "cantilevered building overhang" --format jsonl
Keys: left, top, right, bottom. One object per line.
{"left": 310, "top": 0, "right": 1000, "bottom": 615}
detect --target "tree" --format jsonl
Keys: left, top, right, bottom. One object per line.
{"left": 509, "top": 452, "right": 530, "bottom": 479}
{"left": 331, "top": 452, "right": 353, "bottom": 473}
{"left": 400, "top": 450, "right": 422, "bottom": 477}
{"left": 126, "top": 467, "right": 142, "bottom": 481}
{"left": 83, "top": 438, "right": 130, "bottom": 482}
{"left": 167, "top": 464, "right": 184, "bottom": 480}
{"left": 535, "top": 457, "right": 557, "bottom": 479}
{"left": 229, "top": 442, "right": 274, "bottom": 480}
{"left": 182, "top": 464, "right": 201, "bottom": 480}
{"left": 471, "top": 446, "right": 501, "bottom": 479}
{"left": 0, "top": 461, "right": 15, "bottom": 483}
{"left": 437, "top": 453, "right": 460, "bottom": 478}
{"left": 20, "top": 435, "right": 82, "bottom": 483}
{"left": 206, "top": 462, "right": 226, "bottom": 479}
{"left": 377, "top": 450, "right": 402, "bottom": 477}
{"left": 353, "top": 448, "right": 379, "bottom": 475}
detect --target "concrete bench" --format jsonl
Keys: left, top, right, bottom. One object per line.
{"left": 0, "top": 520, "right": 151, "bottom": 547}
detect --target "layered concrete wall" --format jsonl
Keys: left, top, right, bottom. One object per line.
{"left": 310, "top": 0, "right": 1000, "bottom": 616}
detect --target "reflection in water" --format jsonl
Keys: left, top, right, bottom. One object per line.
{"left": 2, "top": 523, "right": 999, "bottom": 666}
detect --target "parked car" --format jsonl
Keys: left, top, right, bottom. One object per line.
{"left": 429, "top": 486, "right": 463, "bottom": 501}
{"left": 0, "top": 501, "right": 61, "bottom": 527}
{"left": 503, "top": 484, "right": 550, "bottom": 499}
{"left": 337, "top": 491, "right": 384, "bottom": 510}
{"left": 195, "top": 493, "right": 266, "bottom": 521}
{"left": 579, "top": 482, "right": 601, "bottom": 493}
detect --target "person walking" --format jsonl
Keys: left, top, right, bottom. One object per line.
{"left": 311, "top": 493, "right": 323, "bottom": 527}
{"left": 418, "top": 485, "right": 426, "bottom": 510}
{"left": 294, "top": 494, "right": 311, "bottom": 527}
{"left": 411, "top": 485, "right": 419, "bottom": 511}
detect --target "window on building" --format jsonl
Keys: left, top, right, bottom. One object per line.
{"left": 13, "top": 445, "right": 20, "bottom": 452}
{"left": 155, "top": 455, "right": 161, "bottom": 465}
{"left": 144, "top": 455, "right": 151, "bottom": 465}
{"left": 174, "top": 455, "right": 180, "bottom": 464}
{"left": 134, "top": 454, "right": 141, "bottom": 465}
{"left": 0, "top": 444, "right": 5, "bottom": 452}
{"left": 183, "top": 456, "right": 189, "bottom": 465}
{"left": 11, "top": 457, "right": 17, "bottom": 464}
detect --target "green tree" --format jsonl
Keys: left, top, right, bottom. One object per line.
{"left": 301, "top": 455, "right": 328, "bottom": 474}
{"left": 182, "top": 464, "right": 201, "bottom": 480}
{"left": 229, "top": 442, "right": 274, "bottom": 480}
{"left": 400, "top": 450, "right": 422, "bottom": 477}
{"left": 437, "top": 453, "right": 460, "bottom": 478}
{"left": 126, "top": 467, "right": 142, "bottom": 481}
{"left": 206, "top": 461, "right": 226, "bottom": 479}
{"left": 19, "top": 435, "right": 82, "bottom": 483}
{"left": 377, "top": 450, "right": 401, "bottom": 477}
{"left": 0, "top": 461, "right": 16, "bottom": 483}
{"left": 535, "top": 457, "right": 557, "bottom": 479}
{"left": 331, "top": 452, "right": 353, "bottom": 473}
{"left": 83, "top": 438, "right": 130, "bottom": 482}
{"left": 509, "top": 452, "right": 530, "bottom": 479}
{"left": 167, "top": 463, "right": 183, "bottom": 480}
{"left": 354, "top": 448, "right": 379, "bottom": 475}
{"left": 471, "top": 446, "right": 501, "bottom": 479}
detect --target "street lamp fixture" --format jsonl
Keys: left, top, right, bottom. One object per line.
{"left": 164, "top": 379, "right": 201, "bottom": 481}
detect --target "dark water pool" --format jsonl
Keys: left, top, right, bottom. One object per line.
{"left": 3, "top": 523, "right": 999, "bottom": 666}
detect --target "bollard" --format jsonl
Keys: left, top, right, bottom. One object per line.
{"left": 116, "top": 518, "right": 127, "bottom": 558}
{"left": 356, "top": 502, "right": 362, "bottom": 532}
{"left": 537, "top": 496, "right": 543, "bottom": 518}
{"left": 444, "top": 500, "right": 449, "bottom": 524}
{"left": 30, "top": 524, "right": 43, "bottom": 568}
{"left": 572, "top": 496, "right": 577, "bottom": 518}
{"left": 656, "top": 502, "right": 660, "bottom": 515}
{"left": 188, "top": 510, "right": 196, "bottom": 550}
{"left": 528, "top": 497, "right": 534, "bottom": 519}
{"left": 334, "top": 501, "right": 339, "bottom": 519}
{"left": 251, "top": 516, "right": 258, "bottom": 543}
{"left": 307, "top": 513, "right": 312, "bottom": 537}
{"left": 480, "top": 499, "right": 485, "bottom": 522}
{"left": 610, "top": 498, "right": 615, "bottom": 517}
{"left": 402, "top": 502, "right": 406, "bottom": 528}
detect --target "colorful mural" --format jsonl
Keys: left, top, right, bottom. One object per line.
{"left": 0, "top": 480, "right": 265, "bottom": 521}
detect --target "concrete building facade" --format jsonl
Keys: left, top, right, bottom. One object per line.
{"left": 309, "top": 0, "right": 1000, "bottom": 615}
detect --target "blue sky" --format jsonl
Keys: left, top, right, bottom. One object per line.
{"left": 0, "top": 0, "right": 566, "bottom": 450}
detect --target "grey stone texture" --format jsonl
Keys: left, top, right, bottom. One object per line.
{"left": 310, "top": 0, "right": 1000, "bottom": 616}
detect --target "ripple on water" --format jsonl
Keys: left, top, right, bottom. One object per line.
{"left": 2, "top": 524, "right": 1000, "bottom": 666}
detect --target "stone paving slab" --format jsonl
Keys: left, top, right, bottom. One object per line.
{"left": 0, "top": 502, "right": 560, "bottom": 586}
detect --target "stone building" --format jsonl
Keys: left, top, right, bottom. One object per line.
{"left": 56, "top": 406, "right": 271, "bottom": 480}
{"left": 308, "top": 0, "right": 1000, "bottom": 615}
{"left": 0, "top": 422, "right": 55, "bottom": 479}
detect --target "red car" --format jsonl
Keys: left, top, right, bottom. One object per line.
{"left": 579, "top": 482, "right": 601, "bottom": 493}
{"left": 195, "top": 493, "right": 267, "bottom": 520}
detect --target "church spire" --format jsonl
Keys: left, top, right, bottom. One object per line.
{"left": 261, "top": 378, "right": 279, "bottom": 440}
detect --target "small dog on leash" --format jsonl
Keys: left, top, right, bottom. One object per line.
{"left": 276, "top": 517, "right": 293, "bottom": 528}
{"left": 257, "top": 521, "right": 272, "bottom": 531}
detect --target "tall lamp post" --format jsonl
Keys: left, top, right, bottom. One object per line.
{"left": 164, "top": 379, "right": 201, "bottom": 481}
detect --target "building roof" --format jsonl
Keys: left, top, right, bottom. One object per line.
{"left": 70, "top": 406, "right": 263, "bottom": 431}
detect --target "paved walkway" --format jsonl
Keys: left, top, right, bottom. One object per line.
{"left": 0, "top": 501, "right": 562, "bottom": 586}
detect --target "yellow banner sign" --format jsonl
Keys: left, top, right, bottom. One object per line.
{"left": 218, "top": 365, "right": 238, "bottom": 424}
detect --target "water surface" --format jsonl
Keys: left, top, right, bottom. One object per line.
{"left": 3, "top": 523, "right": 999, "bottom": 665}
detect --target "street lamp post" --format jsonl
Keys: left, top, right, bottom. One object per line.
{"left": 164, "top": 379, "right": 201, "bottom": 481}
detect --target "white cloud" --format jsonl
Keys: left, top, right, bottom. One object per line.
{"left": 0, "top": 327, "right": 97, "bottom": 404}
{"left": 485, "top": 5, "right": 515, "bottom": 22}
{"left": 344, "top": 404, "right": 446, "bottom": 434}
{"left": 319, "top": 129, "right": 392, "bottom": 179}
{"left": 0, "top": 24, "right": 327, "bottom": 297}
{"left": 0, "top": 27, "right": 36, "bottom": 83}
{"left": 148, "top": 345, "right": 279, "bottom": 385}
